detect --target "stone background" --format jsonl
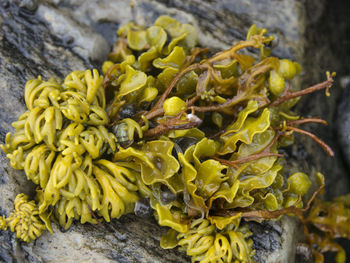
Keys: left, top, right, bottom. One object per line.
{"left": 0, "top": 0, "right": 350, "bottom": 262}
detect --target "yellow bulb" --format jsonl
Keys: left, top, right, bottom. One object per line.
{"left": 163, "top": 96, "right": 186, "bottom": 116}
{"left": 288, "top": 172, "right": 312, "bottom": 196}
{"left": 102, "top": 61, "right": 115, "bottom": 75}
{"left": 294, "top": 62, "right": 302, "bottom": 75}
{"left": 278, "top": 59, "right": 296, "bottom": 79}
{"left": 268, "top": 70, "right": 285, "bottom": 96}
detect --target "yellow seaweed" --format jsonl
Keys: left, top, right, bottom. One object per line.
{"left": 0, "top": 15, "right": 341, "bottom": 263}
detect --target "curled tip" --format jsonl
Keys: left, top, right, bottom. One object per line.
{"left": 261, "top": 28, "right": 268, "bottom": 35}
{"left": 325, "top": 71, "right": 336, "bottom": 97}
{"left": 315, "top": 172, "right": 325, "bottom": 187}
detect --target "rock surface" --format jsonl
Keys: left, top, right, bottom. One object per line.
{"left": 296, "top": 0, "right": 350, "bottom": 201}
{"left": 0, "top": 0, "right": 349, "bottom": 262}
{"left": 338, "top": 81, "right": 350, "bottom": 171}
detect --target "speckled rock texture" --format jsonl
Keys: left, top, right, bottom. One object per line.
{"left": 0, "top": 0, "right": 349, "bottom": 262}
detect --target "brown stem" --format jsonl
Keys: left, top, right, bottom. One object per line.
{"left": 184, "top": 47, "right": 209, "bottom": 67}
{"left": 191, "top": 57, "right": 277, "bottom": 113}
{"left": 144, "top": 36, "right": 274, "bottom": 120}
{"left": 285, "top": 126, "right": 334, "bottom": 157}
{"left": 212, "top": 152, "right": 284, "bottom": 169}
{"left": 211, "top": 128, "right": 281, "bottom": 167}
{"left": 144, "top": 63, "right": 202, "bottom": 120}
{"left": 143, "top": 114, "right": 203, "bottom": 138}
{"left": 207, "top": 35, "right": 270, "bottom": 64}
{"left": 304, "top": 181, "right": 325, "bottom": 213}
{"left": 186, "top": 95, "right": 200, "bottom": 108}
{"left": 87, "top": 204, "right": 104, "bottom": 228}
{"left": 286, "top": 118, "right": 328, "bottom": 126}
{"left": 270, "top": 77, "right": 334, "bottom": 107}
{"left": 191, "top": 92, "right": 246, "bottom": 112}
{"left": 158, "top": 63, "right": 200, "bottom": 102}
{"left": 140, "top": 108, "right": 164, "bottom": 123}
{"left": 103, "top": 63, "right": 121, "bottom": 90}
{"left": 208, "top": 129, "right": 226, "bottom": 139}
{"left": 143, "top": 124, "right": 169, "bottom": 138}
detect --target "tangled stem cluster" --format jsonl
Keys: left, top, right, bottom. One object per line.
{"left": 0, "top": 16, "right": 348, "bottom": 263}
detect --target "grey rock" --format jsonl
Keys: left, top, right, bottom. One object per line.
{"left": 295, "top": 0, "right": 350, "bottom": 201}
{"left": 36, "top": 4, "right": 110, "bottom": 63}
{"left": 21, "top": 216, "right": 190, "bottom": 263}
{"left": 0, "top": 0, "right": 349, "bottom": 263}
{"left": 16, "top": 0, "right": 38, "bottom": 12}
{"left": 249, "top": 217, "right": 298, "bottom": 263}
{"left": 337, "top": 82, "right": 350, "bottom": 170}
{"left": 49, "top": 0, "right": 305, "bottom": 58}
